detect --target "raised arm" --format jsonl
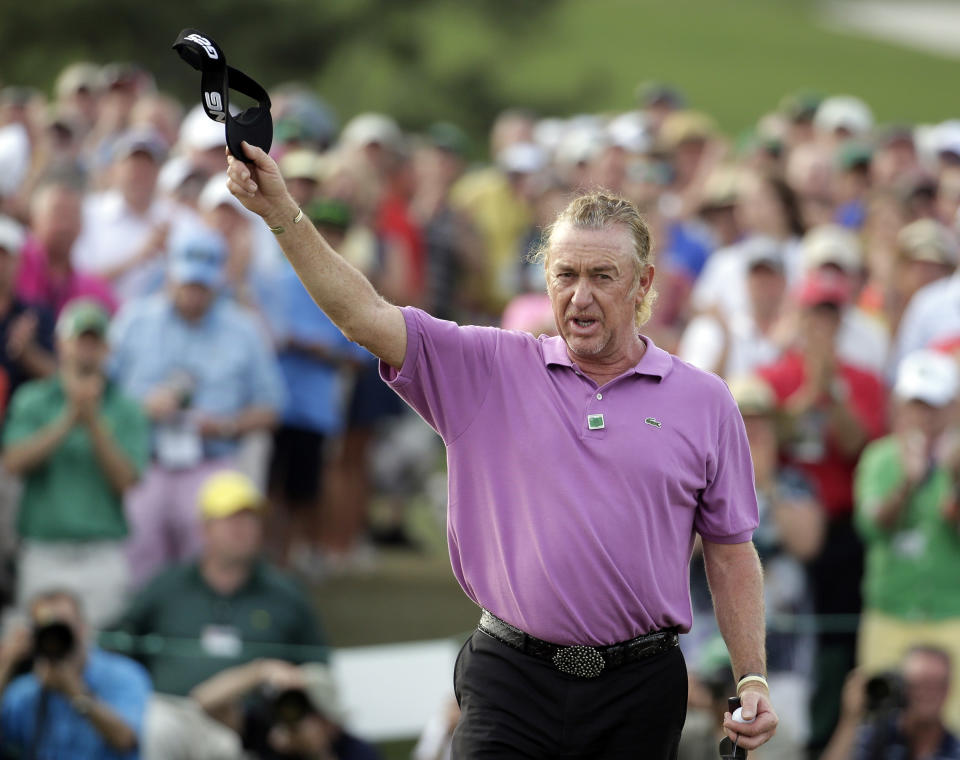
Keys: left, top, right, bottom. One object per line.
{"left": 226, "top": 142, "right": 407, "bottom": 368}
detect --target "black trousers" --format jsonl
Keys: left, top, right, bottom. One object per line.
{"left": 452, "top": 629, "right": 687, "bottom": 759}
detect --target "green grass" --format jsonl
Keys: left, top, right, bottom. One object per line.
{"left": 316, "top": 0, "right": 960, "bottom": 138}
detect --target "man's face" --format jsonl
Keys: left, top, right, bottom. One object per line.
{"left": 173, "top": 282, "right": 216, "bottom": 321}
{"left": 269, "top": 714, "right": 333, "bottom": 757}
{"left": 204, "top": 510, "right": 263, "bottom": 564}
{"left": 32, "top": 186, "right": 82, "bottom": 260}
{"left": 896, "top": 399, "right": 949, "bottom": 441}
{"left": 903, "top": 651, "right": 951, "bottom": 725}
{"left": 545, "top": 222, "right": 651, "bottom": 363}
{"left": 746, "top": 263, "right": 786, "bottom": 316}
{"left": 58, "top": 332, "right": 108, "bottom": 375}
{"left": 30, "top": 595, "right": 86, "bottom": 657}
{"left": 116, "top": 151, "right": 159, "bottom": 202}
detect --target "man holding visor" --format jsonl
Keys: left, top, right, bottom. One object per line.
{"left": 225, "top": 142, "right": 777, "bottom": 758}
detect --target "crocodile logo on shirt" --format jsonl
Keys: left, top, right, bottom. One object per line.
{"left": 644, "top": 417, "right": 662, "bottom": 429}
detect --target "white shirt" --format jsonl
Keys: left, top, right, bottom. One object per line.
{"left": 678, "top": 310, "right": 783, "bottom": 378}
{"left": 892, "top": 272, "right": 960, "bottom": 377}
{"left": 72, "top": 191, "right": 201, "bottom": 302}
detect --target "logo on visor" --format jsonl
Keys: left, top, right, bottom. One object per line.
{"left": 185, "top": 34, "right": 219, "bottom": 60}
{"left": 204, "top": 92, "right": 226, "bottom": 122}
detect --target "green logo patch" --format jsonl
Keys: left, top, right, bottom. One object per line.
{"left": 587, "top": 414, "right": 605, "bottom": 430}
{"left": 645, "top": 417, "right": 662, "bottom": 428}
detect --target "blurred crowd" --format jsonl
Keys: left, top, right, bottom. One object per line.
{"left": 0, "top": 59, "right": 959, "bottom": 759}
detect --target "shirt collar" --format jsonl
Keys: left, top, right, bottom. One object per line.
{"left": 540, "top": 334, "right": 674, "bottom": 380}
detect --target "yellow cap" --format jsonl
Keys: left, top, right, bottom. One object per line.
{"left": 198, "top": 470, "right": 262, "bottom": 520}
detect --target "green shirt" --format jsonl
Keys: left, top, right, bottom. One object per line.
{"left": 3, "top": 376, "right": 149, "bottom": 541}
{"left": 854, "top": 435, "right": 960, "bottom": 620}
{"left": 110, "top": 561, "right": 328, "bottom": 695}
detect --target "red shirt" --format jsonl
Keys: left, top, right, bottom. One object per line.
{"left": 758, "top": 351, "right": 887, "bottom": 517}
{"left": 376, "top": 194, "right": 425, "bottom": 305}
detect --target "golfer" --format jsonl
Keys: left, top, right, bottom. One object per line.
{"left": 227, "top": 142, "right": 777, "bottom": 758}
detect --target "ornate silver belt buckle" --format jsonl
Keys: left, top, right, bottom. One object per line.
{"left": 552, "top": 645, "right": 605, "bottom": 678}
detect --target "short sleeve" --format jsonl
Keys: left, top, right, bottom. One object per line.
{"left": 695, "top": 400, "right": 759, "bottom": 543}
{"left": 2, "top": 382, "right": 45, "bottom": 447}
{"left": 854, "top": 438, "right": 900, "bottom": 541}
{"left": 379, "top": 307, "right": 500, "bottom": 443}
{"left": 96, "top": 656, "right": 152, "bottom": 740}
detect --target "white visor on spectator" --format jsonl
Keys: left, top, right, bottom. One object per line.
{"left": 894, "top": 349, "right": 959, "bottom": 407}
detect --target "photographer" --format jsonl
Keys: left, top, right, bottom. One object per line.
{"left": 190, "top": 659, "right": 381, "bottom": 760}
{"left": 822, "top": 646, "right": 960, "bottom": 760}
{"left": 0, "top": 588, "right": 151, "bottom": 759}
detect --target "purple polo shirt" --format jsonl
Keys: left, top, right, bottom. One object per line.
{"left": 381, "top": 307, "right": 758, "bottom": 646}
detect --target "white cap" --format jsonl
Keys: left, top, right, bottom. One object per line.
{"left": 340, "top": 113, "right": 403, "bottom": 152}
{"left": 497, "top": 141, "right": 547, "bottom": 174}
{"left": 178, "top": 104, "right": 226, "bottom": 153}
{"left": 814, "top": 95, "right": 874, "bottom": 136}
{"left": 532, "top": 117, "right": 567, "bottom": 155}
{"left": 0, "top": 215, "right": 25, "bottom": 254}
{"left": 801, "top": 224, "right": 862, "bottom": 274}
{"left": 607, "top": 111, "right": 652, "bottom": 154}
{"left": 894, "top": 349, "right": 959, "bottom": 407}
{"left": 198, "top": 172, "right": 250, "bottom": 216}
{"left": 934, "top": 120, "right": 960, "bottom": 157}
{"left": 554, "top": 127, "right": 607, "bottom": 168}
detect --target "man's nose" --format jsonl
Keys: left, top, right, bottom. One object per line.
{"left": 571, "top": 277, "right": 594, "bottom": 306}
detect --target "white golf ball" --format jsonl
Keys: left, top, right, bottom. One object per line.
{"left": 732, "top": 707, "right": 755, "bottom": 724}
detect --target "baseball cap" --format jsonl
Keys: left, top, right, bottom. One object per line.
{"left": 279, "top": 149, "right": 326, "bottom": 183}
{"left": 894, "top": 349, "right": 959, "bottom": 407}
{"left": 778, "top": 91, "right": 823, "bottom": 124}
{"left": 56, "top": 298, "right": 110, "bottom": 339}
{"left": 933, "top": 120, "right": 960, "bottom": 158}
{"left": 727, "top": 374, "right": 777, "bottom": 416}
{"left": 427, "top": 121, "right": 471, "bottom": 157}
{"left": 835, "top": 141, "right": 873, "bottom": 172}
{"left": 607, "top": 112, "right": 652, "bottom": 154}
{"left": 198, "top": 470, "right": 263, "bottom": 520}
{"left": 813, "top": 96, "right": 874, "bottom": 137}
{"left": 801, "top": 224, "right": 862, "bottom": 275}
{"left": 0, "top": 215, "right": 25, "bottom": 254}
{"left": 637, "top": 81, "right": 686, "bottom": 109}
{"left": 796, "top": 269, "right": 851, "bottom": 308}
{"left": 699, "top": 166, "right": 743, "bottom": 210}
{"left": 659, "top": 111, "right": 716, "bottom": 152}
{"left": 340, "top": 113, "right": 403, "bottom": 152}
{"left": 498, "top": 141, "right": 547, "bottom": 174}
{"left": 168, "top": 227, "right": 226, "bottom": 288}
{"left": 178, "top": 104, "right": 226, "bottom": 153}
{"left": 113, "top": 127, "right": 168, "bottom": 164}
{"left": 742, "top": 236, "right": 785, "bottom": 272}
{"left": 898, "top": 219, "right": 959, "bottom": 267}
{"left": 198, "top": 173, "right": 248, "bottom": 215}
{"left": 55, "top": 62, "right": 102, "bottom": 99}
{"left": 305, "top": 198, "right": 352, "bottom": 230}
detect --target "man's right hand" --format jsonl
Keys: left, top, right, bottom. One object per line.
{"left": 225, "top": 142, "right": 298, "bottom": 225}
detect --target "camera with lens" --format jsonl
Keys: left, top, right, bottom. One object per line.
{"left": 864, "top": 670, "right": 907, "bottom": 715}
{"left": 268, "top": 687, "right": 315, "bottom": 727}
{"left": 32, "top": 620, "right": 75, "bottom": 662}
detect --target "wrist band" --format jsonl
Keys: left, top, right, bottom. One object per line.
{"left": 267, "top": 208, "right": 304, "bottom": 235}
{"left": 737, "top": 673, "right": 769, "bottom": 693}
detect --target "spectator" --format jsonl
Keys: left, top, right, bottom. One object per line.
{"left": 266, "top": 199, "right": 368, "bottom": 570}
{"left": 0, "top": 588, "right": 151, "bottom": 759}
{"left": 16, "top": 174, "right": 118, "bottom": 315}
{"left": 822, "top": 647, "right": 960, "bottom": 760}
{"left": 112, "top": 470, "right": 328, "bottom": 695}
{"left": 888, "top": 220, "right": 959, "bottom": 335}
{"left": 799, "top": 224, "right": 890, "bottom": 377}
{"left": 854, "top": 349, "right": 960, "bottom": 730}
{"left": 678, "top": 237, "right": 787, "bottom": 378}
{"left": 72, "top": 127, "right": 198, "bottom": 302}
{"left": 192, "top": 660, "right": 381, "bottom": 760}
{"left": 110, "top": 226, "right": 284, "bottom": 587}
{"left": 758, "top": 269, "right": 887, "bottom": 753}
{"left": 2, "top": 299, "right": 148, "bottom": 627}
{"left": 0, "top": 215, "right": 55, "bottom": 405}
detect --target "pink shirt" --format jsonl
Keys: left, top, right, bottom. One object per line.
{"left": 382, "top": 307, "right": 758, "bottom": 646}
{"left": 16, "top": 237, "right": 118, "bottom": 316}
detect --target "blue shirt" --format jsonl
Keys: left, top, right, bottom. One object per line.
{"left": 0, "top": 648, "right": 151, "bottom": 760}
{"left": 270, "top": 264, "right": 368, "bottom": 433}
{"left": 109, "top": 294, "right": 285, "bottom": 458}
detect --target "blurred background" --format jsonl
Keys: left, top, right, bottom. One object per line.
{"left": 1, "top": 1, "right": 960, "bottom": 759}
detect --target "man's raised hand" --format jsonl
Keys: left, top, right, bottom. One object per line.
{"left": 225, "top": 141, "right": 297, "bottom": 224}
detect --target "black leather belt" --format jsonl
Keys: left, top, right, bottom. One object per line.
{"left": 478, "top": 609, "right": 679, "bottom": 679}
